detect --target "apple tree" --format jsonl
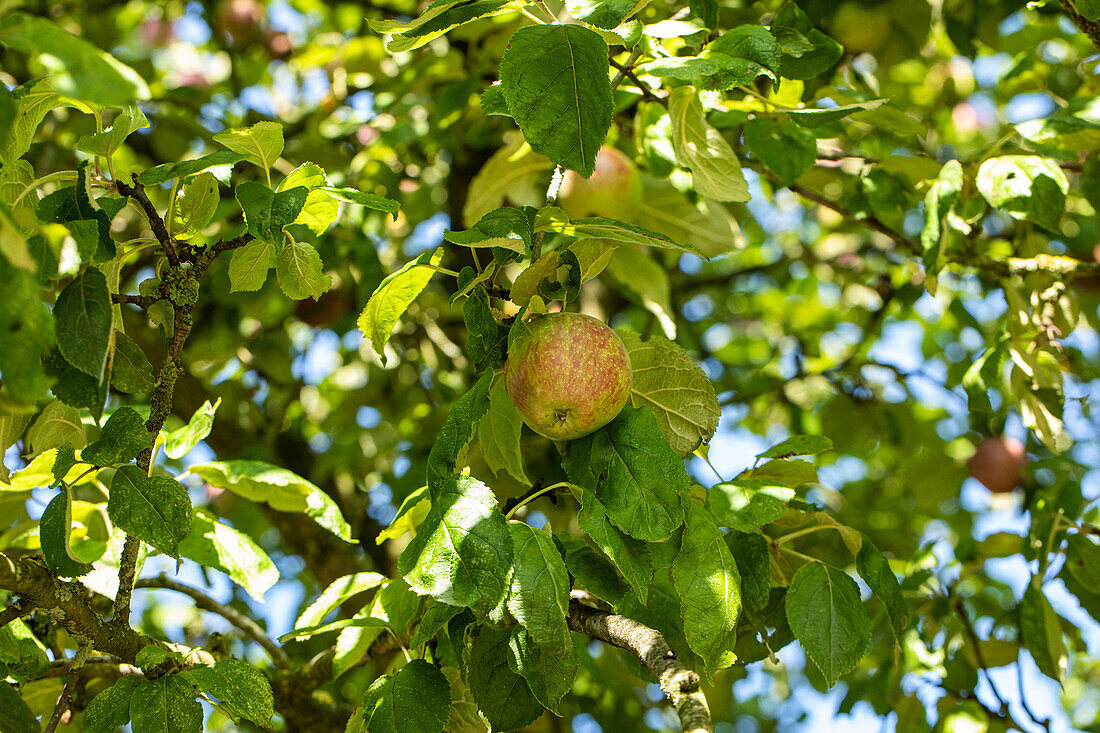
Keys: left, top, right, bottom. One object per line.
{"left": 2, "top": 0, "right": 1100, "bottom": 731}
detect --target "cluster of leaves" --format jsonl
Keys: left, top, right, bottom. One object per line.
{"left": 3, "top": 0, "right": 1100, "bottom": 731}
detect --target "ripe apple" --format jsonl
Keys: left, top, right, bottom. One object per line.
{"left": 264, "top": 30, "right": 293, "bottom": 60}
{"left": 968, "top": 436, "right": 1027, "bottom": 494}
{"left": 557, "top": 146, "right": 643, "bottom": 221}
{"left": 504, "top": 313, "right": 633, "bottom": 441}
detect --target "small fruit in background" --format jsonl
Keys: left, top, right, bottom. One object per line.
{"left": 557, "top": 146, "right": 644, "bottom": 221}
{"left": 968, "top": 436, "right": 1027, "bottom": 494}
{"left": 504, "top": 313, "right": 633, "bottom": 441}
{"left": 139, "top": 18, "right": 174, "bottom": 48}
{"left": 264, "top": 30, "right": 293, "bottom": 60}
{"left": 216, "top": 0, "right": 264, "bottom": 44}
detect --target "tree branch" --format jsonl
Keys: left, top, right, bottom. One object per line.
{"left": 567, "top": 598, "right": 712, "bottom": 733}
{"left": 1062, "top": 0, "right": 1100, "bottom": 49}
{"left": 134, "top": 576, "right": 289, "bottom": 666}
{"left": 114, "top": 174, "right": 180, "bottom": 267}
{"left": 111, "top": 293, "right": 159, "bottom": 308}
{"left": 0, "top": 600, "right": 30, "bottom": 628}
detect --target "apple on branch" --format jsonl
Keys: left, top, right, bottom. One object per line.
{"left": 557, "top": 146, "right": 644, "bottom": 221}
{"left": 504, "top": 313, "right": 632, "bottom": 441}
{"left": 968, "top": 436, "right": 1027, "bottom": 494}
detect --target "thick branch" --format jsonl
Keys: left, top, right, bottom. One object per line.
{"left": 134, "top": 576, "right": 288, "bottom": 666}
{"left": 567, "top": 598, "right": 712, "bottom": 733}
{"left": 1062, "top": 0, "right": 1100, "bottom": 48}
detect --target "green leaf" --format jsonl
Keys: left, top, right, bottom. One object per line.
{"left": 785, "top": 562, "right": 871, "bottom": 686}
{"left": 538, "top": 212, "right": 695, "bottom": 253}
{"left": 577, "top": 490, "right": 652, "bottom": 599}
{"left": 108, "top": 466, "right": 191, "bottom": 558}
{"left": 554, "top": 531, "right": 628, "bottom": 607}
{"left": 190, "top": 460, "right": 354, "bottom": 542}
{"left": 0, "top": 618, "right": 48, "bottom": 683}
{"left": 467, "top": 626, "right": 543, "bottom": 731}
{"left": 477, "top": 379, "right": 531, "bottom": 485}
{"left": 1064, "top": 534, "right": 1100, "bottom": 588}
{"left": 462, "top": 132, "right": 555, "bottom": 225}
{"left": 40, "top": 488, "right": 94, "bottom": 577}
{"left": 0, "top": 681, "right": 39, "bottom": 733}
{"left": 565, "top": 0, "right": 643, "bottom": 29}
{"left": 135, "top": 645, "right": 169, "bottom": 668}
{"left": 333, "top": 579, "right": 422, "bottom": 676}
{"left": 641, "top": 25, "right": 781, "bottom": 90}
{"left": 294, "top": 572, "right": 386, "bottom": 634}
{"left": 500, "top": 24, "right": 613, "bottom": 176}
{"left": 975, "top": 156, "right": 1069, "bottom": 232}
{"left": 668, "top": 86, "right": 750, "bottom": 202}
{"left": 82, "top": 406, "right": 151, "bottom": 466}
{"left": 376, "top": 486, "right": 430, "bottom": 545}
{"left": 563, "top": 407, "right": 687, "bottom": 542}
{"left": 920, "top": 159, "right": 964, "bottom": 282}
{"left": 442, "top": 666, "right": 489, "bottom": 733}
{"left": 707, "top": 479, "right": 795, "bottom": 533}
{"left": 480, "top": 83, "right": 510, "bottom": 116}
{"left": 276, "top": 241, "right": 332, "bottom": 300}
{"left": 463, "top": 288, "right": 506, "bottom": 371}
{"left": 771, "top": 2, "right": 843, "bottom": 80}
{"left": 856, "top": 537, "right": 908, "bottom": 644}
{"left": 43, "top": 346, "right": 108, "bottom": 420}
{"left": 507, "top": 522, "right": 570, "bottom": 647}
{"left": 51, "top": 442, "right": 78, "bottom": 484}
{"left": 398, "top": 475, "right": 514, "bottom": 616}
{"left": 0, "top": 14, "right": 149, "bottom": 106}
{"left": 54, "top": 267, "right": 113, "bottom": 379}
{"left": 426, "top": 371, "right": 493, "bottom": 494}
{"left": 129, "top": 674, "right": 202, "bottom": 733}
{"left": 743, "top": 118, "right": 817, "bottom": 185}
{"left": 1019, "top": 583, "right": 1067, "bottom": 681}
{"left": 605, "top": 245, "right": 675, "bottom": 338}
{"left": 506, "top": 626, "right": 577, "bottom": 714}
{"left": 0, "top": 78, "right": 63, "bottom": 163}
{"left": 178, "top": 509, "right": 279, "bottom": 602}
{"left": 409, "top": 601, "right": 464, "bottom": 648}
{"left": 444, "top": 206, "right": 535, "bottom": 255}
{"left": 672, "top": 503, "right": 741, "bottom": 675}
{"left": 0, "top": 256, "right": 54, "bottom": 402}
{"left": 164, "top": 398, "right": 220, "bottom": 459}
{"left": 756, "top": 435, "right": 832, "bottom": 460}
{"left": 137, "top": 151, "right": 246, "bottom": 186}
{"left": 111, "top": 331, "right": 155, "bottom": 394}
{"left": 618, "top": 331, "right": 720, "bottom": 456}
{"left": 372, "top": 0, "right": 518, "bottom": 51}
{"left": 26, "top": 401, "right": 83, "bottom": 454}
{"left": 787, "top": 99, "right": 887, "bottom": 128}
{"left": 213, "top": 121, "right": 285, "bottom": 173}
{"left": 234, "top": 182, "right": 309, "bottom": 245}
{"left": 188, "top": 658, "right": 274, "bottom": 728}
{"left": 360, "top": 659, "right": 450, "bottom": 733}
{"left": 167, "top": 172, "right": 219, "bottom": 240}
{"left": 725, "top": 530, "right": 771, "bottom": 611}
{"left": 76, "top": 106, "right": 150, "bottom": 158}
{"left": 83, "top": 676, "right": 142, "bottom": 733}
{"left": 228, "top": 240, "right": 277, "bottom": 292}
{"left": 320, "top": 187, "right": 400, "bottom": 217}
{"left": 357, "top": 249, "right": 442, "bottom": 363}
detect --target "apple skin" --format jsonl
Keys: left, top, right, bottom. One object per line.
{"left": 558, "top": 147, "right": 643, "bottom": 221}
{"left": 216, "top": 0, "right": 264, "bottom": 44}
{"left": 968, "top": 436, "right": 1027, "bottom": 494}
{"left": 504, "top": 313, "right": 633, "bottom": 441}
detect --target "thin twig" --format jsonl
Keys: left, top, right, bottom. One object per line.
{"left": 111, "top": 293, "right": 159, "bottom": 308}
{"left": 134, "top": 576, "right": 289, "bottom": 666}
{"left": 44, "top": 646, "right": 90, "bottom": 733}
{"left": 115, "top": 174, "right": 181, "bottom": 267}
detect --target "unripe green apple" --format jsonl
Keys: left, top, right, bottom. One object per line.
{"left": 558, "top": 146, "right": 643, "bottom": 221}
{"left": 968, "top": 436, "right": 1026, "bottom": 494}
{"left": 504, "top": 313, "right": 632, "bottom": 441}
